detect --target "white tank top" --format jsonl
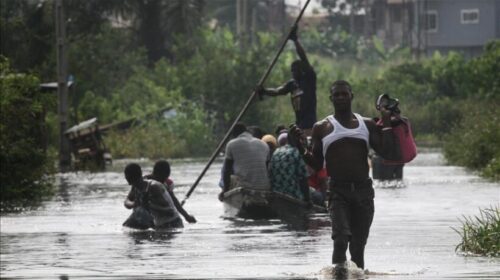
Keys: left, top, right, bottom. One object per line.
{"left": 322, "top": 113, "right": 370, "bottom": 158}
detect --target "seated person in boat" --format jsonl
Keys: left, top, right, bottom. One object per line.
{"left": 307, "top": 166, "right": 328, "bottom": 206}
{"left": 248, "top": 125, "right": 265, "bottom": 139}
{"left": 124, "top": 163, "right": 184, "bottom": 229}
{"left": 219, "top": 125, "right": 268, "bottom": 189}
{"left": 261, "top": 134, "right": 278, "bottom": 157}
{"left": 219, "top": 122, "right": 270, "bottom": 201}
{"left": 274, "top": 124, "right": 287, "bottom": 137}
{"left": 145, "top": 160, "right": 196, "bottom": 224}
{"left": 269, "top": 131, "right": 311, "bottom": 203}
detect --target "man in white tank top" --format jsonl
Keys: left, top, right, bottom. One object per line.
{"left": 291, "top": 80, "right": 401, "bottom": 274}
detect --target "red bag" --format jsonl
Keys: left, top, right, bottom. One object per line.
{"left": 377, "top": 117, "right": 417, "bottom": 164}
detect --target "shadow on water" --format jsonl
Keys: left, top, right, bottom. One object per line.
{"left": 373, "top": 179, "right": 407, "bottom": 189}
{"left": 126, "top": 229, "right": 181, "bottom": 244}
{"left": 223, "top": 213, "right": 331, "bottom": 233}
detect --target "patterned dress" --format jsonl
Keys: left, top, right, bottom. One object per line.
{"left": 269, "top": 144, "right": 308, "bottom": 200}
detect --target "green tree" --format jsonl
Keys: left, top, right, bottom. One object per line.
{"left": 0, "top": 57, "right": 54, "bottom": 204}
{"left": 443, "top": 102, "right": 500, "bottom": 180}
{"left": 113, "top": 0, "right": 205, "bottom": 63}
{"left": 0, "top": 0, "right": 54, "bottom": 75}
{"left": 164, "top": 28, "right": 293, "bottom": 135}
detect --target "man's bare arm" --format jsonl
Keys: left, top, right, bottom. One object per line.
{"left": 289, "top": 25, "right": 312, "bottom": 69}
{"left": 222, "top": 158, "right": 233, "bottom": 193}
{"left": 168, "top": 190, "right": 197, "bottom": 223}
{"left": 124, "top": 189, "right": 135, "bottom": 209}
{"left": 294, "top": 122, "right": 324, "bottom": 171}
{"left": 259, "top": 81, "right": 294, "bottom": 97}
{"left": 293, "top": 39, "right": 312, "bottom": 69}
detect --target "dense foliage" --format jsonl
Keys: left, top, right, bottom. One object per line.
{"left": 1, "top": 0, "right": 499, "bottom": 204}
{"left": 443, "top": 104, "right": 500, "bottom": 181}
{"left": 455, "top": 206, "right": 500, "bottom": 257}
{"left": 0, "top": 57, "right": 55, "bottom": 204}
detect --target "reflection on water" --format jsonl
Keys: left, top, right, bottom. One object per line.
{"left": 1, "top": 153, "right": 499, "bottom": 279}
{"left": 126, "top": 230, "right": 180, "bottom": 244}
{"left": 373, "top": 179, "right": 407, "bottom": 189}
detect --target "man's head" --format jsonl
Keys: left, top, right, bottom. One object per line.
{"left": 248, "top": 125, "right": 264, "bottom": 139}
{"left": 329, "top": 80, "right": 353, "bottom": 112}
{"left": 274, "top": 124, "right": 287, "bottom": 136}
{"left": 277, "top": 132, "right": 288, "bottom": 146}
{"left": 232, "top": 122, "right": 247, "bottom": 138}
{"left": 124, "top": 163, "right": 142, "bottom": 185}
{"left": 152, "top": 160, "right": 171, "bottom": 182}
{"left": 291, "top": 60, "right": 306, "bottom": 81}
{"left": 262, "top": 134, "right": 277, "bottom": 153}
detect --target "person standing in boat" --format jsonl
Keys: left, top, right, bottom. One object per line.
{"left": 219, "top": 123, "right": 270, "bottom": 201}
{"left": 290, "top": 80, "right": 401, "bottom": 275}
{"left": 257, "top": 25, "right": 316, "bottom": 137}
{"left": 145, "top": 160, "right": 197, "bottom": 224}
{"left": 123, "top": 163, "right": 184, "bottom": 229}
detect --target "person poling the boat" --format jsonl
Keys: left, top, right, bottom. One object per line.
{"left": 218, "top": 122, "right": 270, "bottom": 202}
{"left": 257, "top": 25, "right": 317, "bottom": 137}
{"left": 123, "top": 163, "right": 184, "bottom": 230}
{"left": 290, "top": 80, "right": 402, "bottom": 276}
{"left": 145, "top": 160, "right": 197, "bottom": 224}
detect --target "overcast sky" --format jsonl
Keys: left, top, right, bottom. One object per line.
{"left": 285, "top": 0, "right": 326, "bottom": 15}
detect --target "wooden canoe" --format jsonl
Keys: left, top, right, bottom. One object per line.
{"left": 222, "top": 187, "right": 327, "bottom": 222}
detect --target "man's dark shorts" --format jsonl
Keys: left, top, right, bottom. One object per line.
{"left": 329, "top": 178, "right": 374, "bottom": 240}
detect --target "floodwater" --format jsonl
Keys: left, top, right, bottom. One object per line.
{"left": 1, "top": 151, "right": 499, "bottom": 279}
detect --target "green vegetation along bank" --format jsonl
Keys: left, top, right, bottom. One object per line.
{"left": 0, "top": 57, "right": 55, "bottom": 206}
{"left": 455, "top": 206, "right": 500, "bottom": 257}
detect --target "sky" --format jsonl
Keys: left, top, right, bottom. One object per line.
{"left": 285, "top": 0, "right": 327, "bottom": 15}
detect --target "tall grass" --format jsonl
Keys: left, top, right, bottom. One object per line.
{"left": 454, "top": 206, "right": 500, "bottom": 257}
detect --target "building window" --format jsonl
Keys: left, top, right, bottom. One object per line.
{"left": 424, "top": 10, "right": 438, "bottom": 32}
{"left": 461, "top": 9, "right": 479, "bottom": 24}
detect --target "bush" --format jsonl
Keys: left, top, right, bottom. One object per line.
{"left": 482, "top": 158, "right": 500, "bottom": 181}
{"left": 105, "top": 102, "right": 216, "bottom": 159}
{"left": 0, "top": 57, "right": 54, "bottom": 204}
{"left": 454, "top": 206, "right": 500, "bottom": 257}
{"left": 443, "top": 101, "right": 500, "bottom": 179}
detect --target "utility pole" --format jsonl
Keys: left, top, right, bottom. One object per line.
{"left": 55, "top": 0, "right": 71, "bottom": 171}
{"left": 236, "top": 0, "right": 242, "bottom": 36}
{"left": 416, "top": 0, "right": 421, "bottom": 60}
{"left": 423, "top": 0, "right": 428, "bottom": 57}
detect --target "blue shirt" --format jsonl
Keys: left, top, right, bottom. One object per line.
{"left": 269, "top": 145, "right": 308, "bottom": 200}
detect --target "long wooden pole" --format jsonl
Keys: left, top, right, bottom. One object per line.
{"left": 181, "top": 0, "right": 311, "bottom": 206}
